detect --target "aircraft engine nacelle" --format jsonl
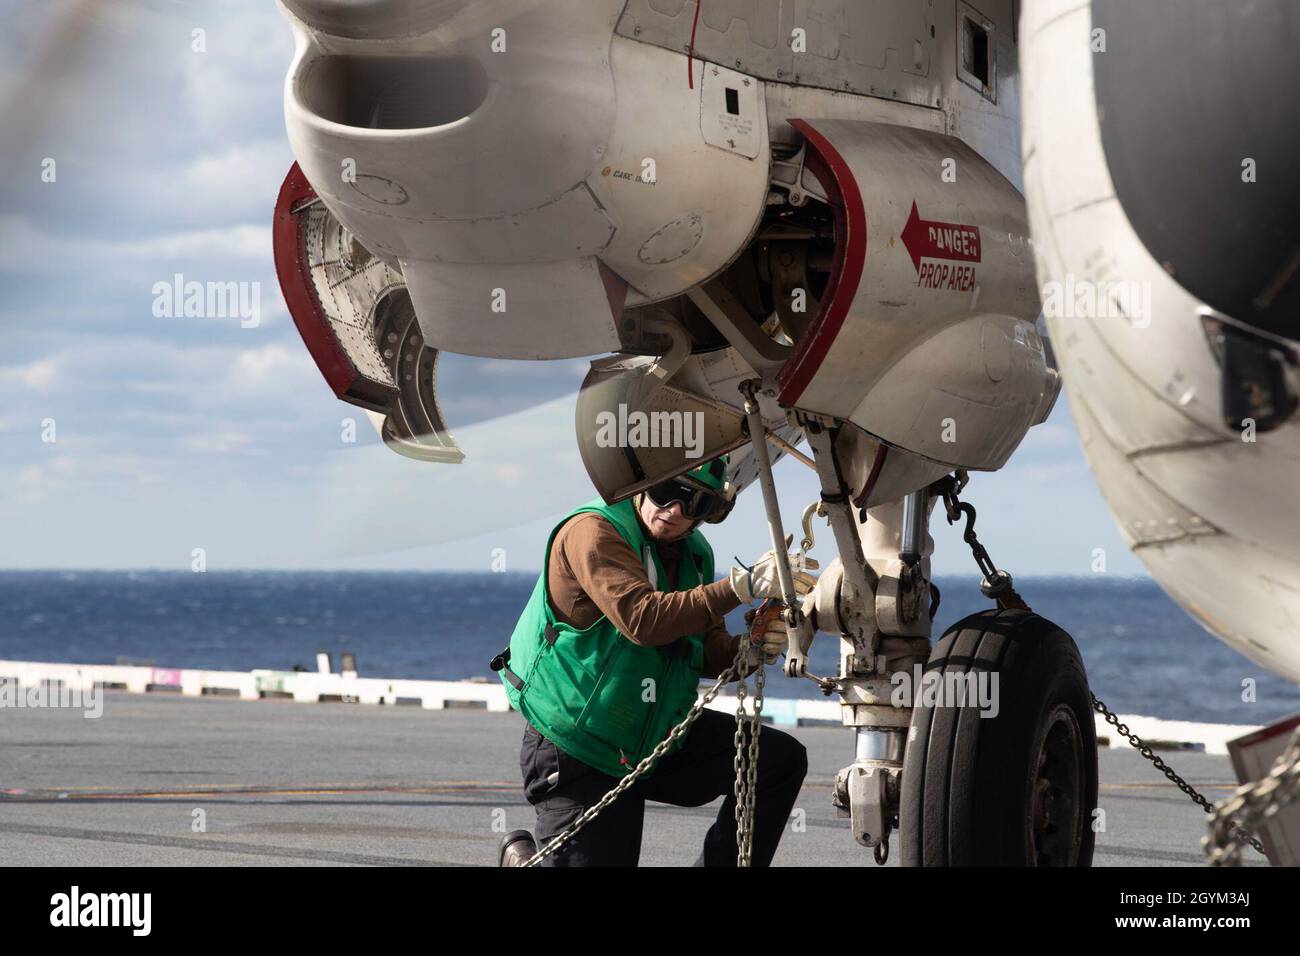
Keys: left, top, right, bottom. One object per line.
{"left": 1020, "top": 0, "right": 1300, "bottom": 680}
{"left": 778, "top": 119, "right": 1057, "bottom": 473}
{"left": 274, "top": 1, "right": 1057, "bottom": 491}
{"left": 277, "top": 0, "right": 771, "bottom": 361}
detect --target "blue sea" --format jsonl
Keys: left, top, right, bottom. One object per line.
{"left": 1, "top": 572, "right": 1297, "bottom": 725}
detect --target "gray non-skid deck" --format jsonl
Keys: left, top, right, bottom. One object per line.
{"left": 0, "top": 691, "right": 1263, "bottom": 866}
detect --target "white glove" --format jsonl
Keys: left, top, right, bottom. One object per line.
{"left": 730, "top": 534, "right": 819, "bottom": 605}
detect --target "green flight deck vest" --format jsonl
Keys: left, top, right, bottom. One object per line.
{"left": 497, "top": 497, "right": 715, "bottom": 778}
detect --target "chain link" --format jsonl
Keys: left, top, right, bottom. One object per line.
{"left": 525, "top": 474, "right": 1292, "bottom": 868}
{"left": 524, "top": 635, "right": 763, "bottom": 867}
{"left": 734, "top": 648, "right": 765, "bottom": 866}
{"left": 732, "top": 674, "right": 751, "bottom": 864}
{"left": 1090, "top": 695, "right": 1268, "bottom": 859}
{"left": 940, "top": 473, "right": 1275, "bottom": 866}
{"left": 935, "top": 475, "right": 1028, "bottom": 611}
{"left": 1203, "top": 724, "right": 1300, "bottom": 865}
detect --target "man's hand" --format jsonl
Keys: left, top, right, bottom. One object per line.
{"left": 730, "top": 534, "right": 818, "bottom": 605}
{"left": 740, "top": 600, "right": 789, "bottom": 670}
{"left": 755, "top": 613, "right": 788, "bottom": 664}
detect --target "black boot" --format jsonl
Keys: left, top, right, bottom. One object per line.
{"left": 498, "top": 829, "right": 538, "bottom": 867}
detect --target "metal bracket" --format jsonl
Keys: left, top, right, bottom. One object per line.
{"left": 768, "top": 142, "right": 827, "bottom": 208}
{"left": 834, "top": 762, "right": 898, "bottom": 857}
{"left": 801, "top": 417, "right": 880, "bottom": 669}
{"left": 687, "top": 280, "right": 792, "bottom": 382}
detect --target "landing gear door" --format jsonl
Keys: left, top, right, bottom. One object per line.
{"left": 575, "top": 353, "right": 748, "bottom": 504}
{"left": 273, "top": 163, "right": 464, "bottom": 464}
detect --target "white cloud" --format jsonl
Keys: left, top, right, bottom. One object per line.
{"left": 1021, "top": 420, "right": 1075, "bottom": 449}
{"left": 224, "top": 343, "right": 315, "bottom": 391}
{"left": 180, "top": 5, "right": 294, "bottom": 137}
{"left": 1013, "top": 461, "right": 1090, "bottom": 484}
{"left": 0, "top": 336, "right": 319, "bottom": 422}
{"left": 123, "top": 225, "right": 272, "bottom": 261}
{"left": 180, "top": 137, "right": 295, "bottom": 210}
{"left": 0, "top": 216, "right": 270, "bottom": 272}
{"left": 181, "top": 430, "right": 256, "bottom": 454}
{"left": 0, "top": 356, "right": 60, "bottom": 391}
{"left": 6, "top": 449, "right": 169, "bottom": 505}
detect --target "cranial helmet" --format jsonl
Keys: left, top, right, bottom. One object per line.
{"left": 642, "top": 454, "right": 736, "bottom": 525}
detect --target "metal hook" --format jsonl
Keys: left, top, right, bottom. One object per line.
{"left": 799, "top": 500, "right": 822, "bottom": 555}
{"left": 949, "top": 501, "right": 978, "bottom": 543}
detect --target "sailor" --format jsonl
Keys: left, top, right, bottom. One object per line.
{"left": 493, "top": 454, "right": 816, "bottom": 867}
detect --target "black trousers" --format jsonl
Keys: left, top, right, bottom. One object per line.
{"left": 519, "top": 710, "right": 808, "bottom": 866}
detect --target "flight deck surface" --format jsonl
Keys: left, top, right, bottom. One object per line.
{"left": 0, "top": 692, "right": 1262, "bottom": 867}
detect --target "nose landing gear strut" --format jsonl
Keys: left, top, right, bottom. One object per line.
{"left": 748, "top": 398, "right": 1101, "bottom": 866}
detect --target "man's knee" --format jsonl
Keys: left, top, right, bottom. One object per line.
{"left": 789, "top": 738, "right": 809, "bottom": 782}
{"left": 762, "top": 729, "right": 808, "bottom": 783}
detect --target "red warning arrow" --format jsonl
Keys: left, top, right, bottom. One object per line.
{"left": 900, "top": 200, "right": 982, "bottom": 273}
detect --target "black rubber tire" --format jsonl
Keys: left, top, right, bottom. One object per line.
{"left": 899, "top": 608, "right": 1098, "bottom": 866}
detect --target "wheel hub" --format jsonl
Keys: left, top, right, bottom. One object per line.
{"left": 1029, "top": 703, "right": 1085, "bottom": 865}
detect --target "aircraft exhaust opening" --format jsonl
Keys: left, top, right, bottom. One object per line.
{"left": 296, "top": 53, "right": 490, "bottom": 131}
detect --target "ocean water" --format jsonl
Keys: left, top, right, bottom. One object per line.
{"left": 1, "top": 571, "right": 1297, "bottom": 726}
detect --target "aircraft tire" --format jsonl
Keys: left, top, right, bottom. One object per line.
{"left": 898, "top": 608, "right": 1098, "bottom": 866}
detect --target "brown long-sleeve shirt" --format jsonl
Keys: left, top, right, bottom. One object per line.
{"left": 547, "top": 511, "right": 743, "bottom": 679}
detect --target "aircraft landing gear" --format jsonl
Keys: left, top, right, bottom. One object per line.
{"left": 899, "top": 608, "right": 1099, "bottom": 866}
{"left": 747, "top": 406, "right": 1099, "bottom": 866}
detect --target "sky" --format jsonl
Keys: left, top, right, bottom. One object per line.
{"left": 0, "top": 0, "right": 1148, "bottom": 577}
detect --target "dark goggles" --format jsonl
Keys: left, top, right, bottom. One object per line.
{"left": 644, "top": 479, "right": 724, "bottom": 521}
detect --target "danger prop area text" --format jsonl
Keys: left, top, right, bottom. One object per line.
{"left": 916, "top": 261, "right": 977, "bottom": 291}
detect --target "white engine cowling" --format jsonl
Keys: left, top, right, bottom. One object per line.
{"left": 777, "top": 118, "right": 1058, "bottom": 473}
{"left": 279, "top": 0, "right": 773, "bottom": 360}
{"left": 1020, "top": 0, "right": 1300, "bottom": 681}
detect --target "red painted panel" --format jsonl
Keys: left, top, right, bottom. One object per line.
{"left": 776, "top": 120, "right": 869, "bottom": 407}
{"left": 272, "top": 163, "right": 383, "bottom": 404}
